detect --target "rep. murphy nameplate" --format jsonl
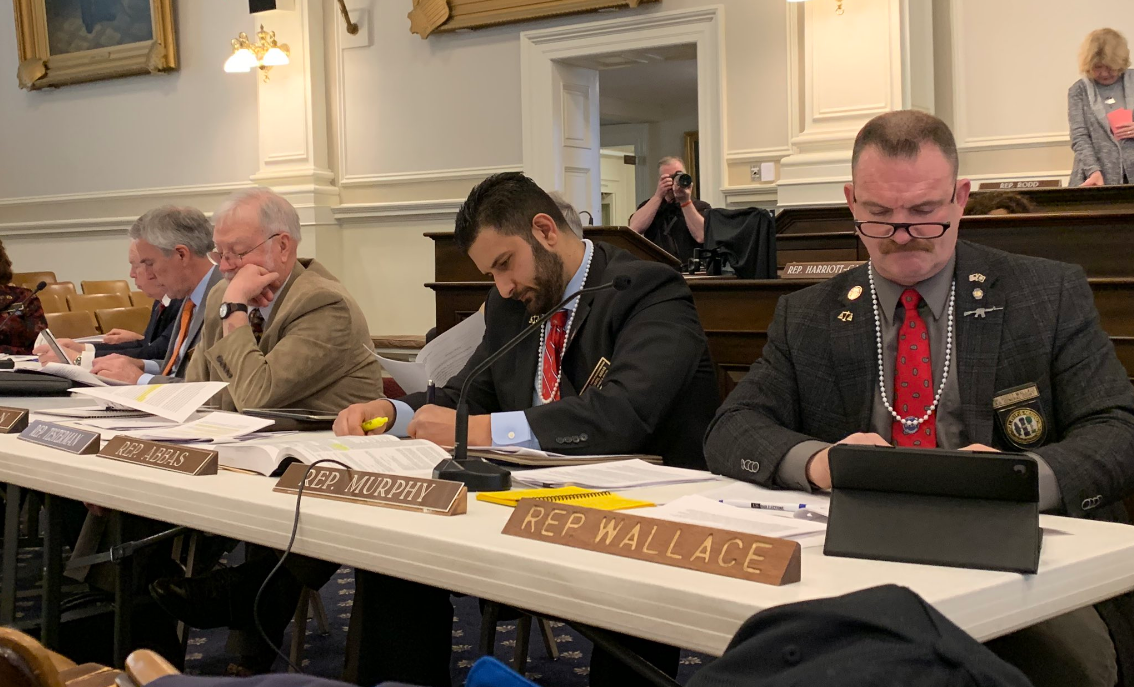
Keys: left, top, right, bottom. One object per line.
{"left": 502, "top": 499, "right": 801, "bottom": 585}
{"left": 274, "top": 464, "right": 467, "bottom": 516}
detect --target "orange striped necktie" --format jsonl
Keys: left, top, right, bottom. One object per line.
{"left": 162, "top": 300, "right": 196, "bottom": 376}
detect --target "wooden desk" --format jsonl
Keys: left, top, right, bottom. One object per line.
{"left": 429, "top": 227, "right": 1134, "bottom": 398}
{"left": 776, "top": 185, "right": 1134, "bottom": 235}
{"left": 776, "top": 211, "right": 1134, "bottom": 277}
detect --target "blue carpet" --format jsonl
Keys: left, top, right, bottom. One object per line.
{"left": 9, "top": 546, "right": 713, "bottom": 685}
{"left": 184, "top": 565, "right": 714, "bottom": 685}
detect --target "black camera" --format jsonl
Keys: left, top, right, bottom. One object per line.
{"left": 670, "top": 171, "right": 694, "bottom": 188}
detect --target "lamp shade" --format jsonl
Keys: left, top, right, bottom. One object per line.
{"left": 261, "top": 47, "right": 290, "bottom": 67}
{"left": 224, "top": 47, "right": 256, "bottom": 72}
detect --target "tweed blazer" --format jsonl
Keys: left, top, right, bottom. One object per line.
{"left": 704, "top": 240, "right": 1134, "bottom": 683}
{"left": 1068, "top": 70, "right": 1134, "bottom": 186}
{"left": 186, "top": 258, "right": 382, "bottom": 412}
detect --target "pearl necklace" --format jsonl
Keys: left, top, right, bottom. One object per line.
{"left": 536, "top": 241, "right": 594, "bottom": 405}
{"left": 867, "top": 262, "right": 955, "bottom": 435}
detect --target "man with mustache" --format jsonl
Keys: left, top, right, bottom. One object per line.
{"left": 334, "top": 171, "right": 719, "bottom": 686}
{"left": 705, "top": 110, "right": 1134, "bottom": 687}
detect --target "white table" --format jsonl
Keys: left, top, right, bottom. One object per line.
{"left": 1, "top": 396, "right": 1134, "bottom": 657}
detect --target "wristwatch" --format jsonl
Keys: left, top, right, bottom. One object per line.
{"left": 218, "top": 303, "right": 250, "bottom": 320}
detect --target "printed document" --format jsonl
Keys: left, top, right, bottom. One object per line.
{"left": 512, "top": 459, "right": 719, "bottom": 489}
{"left": 216, "top": 433, "right": 450, "bottom": 477}
{"left": 373, "top": 311, "right": 485, "bottom": 394}
{"left": 639, "top": 495, "right": 827, "bottom": 542}
{"left": 69, "top": 382, "right": 228, "bottom": 423}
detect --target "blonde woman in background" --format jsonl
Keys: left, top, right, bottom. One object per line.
{"left": 1069, "top": 28, "right": 1134, "bottom": 186}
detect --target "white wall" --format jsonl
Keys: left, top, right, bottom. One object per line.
{"left": 1, "top": 0, "right": 1130, "bottom": 334}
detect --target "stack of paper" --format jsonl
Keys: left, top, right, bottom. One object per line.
{"left": 512, "top": 459, "right": 719, "bottom": 489}
{"left": 638, "top": 495, "right": 827, "bottom": 542}
{"left": 372, "top": 311, "right": 485, "bottom": 394}
{"left": 118, "top": 412, "right": 275, "bottom": 443}
{"left": 69, "top": 382, "right": 229, "bottom": 423}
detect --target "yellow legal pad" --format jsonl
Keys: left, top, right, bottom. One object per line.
{"left": 476, "top": 486, "right": 654, "bottom": 511}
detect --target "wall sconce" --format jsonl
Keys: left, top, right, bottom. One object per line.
{"left": 224, "top": 24, "right": 290, "bottom": 82}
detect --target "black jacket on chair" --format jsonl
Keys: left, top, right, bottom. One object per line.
{"left": 703, "top": 207, "right": 777, "bottom": 279}
{"left": 403, "top": 241, "right": 719, "bottom": 469}
{"left": 94, "top": 298, "right": 181, "bottom": 360}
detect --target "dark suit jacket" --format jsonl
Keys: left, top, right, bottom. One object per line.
{"left": 405, "top": 241, "right": 719, "bottom": 469}
{"left": 94, "top": 297, "right": 181, "bottom": 360}
{"left": 704, "top": 240, "right": 1134, "bottom": 683}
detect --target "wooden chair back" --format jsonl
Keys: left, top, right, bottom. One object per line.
{"left": 40, "top": 283, "right": 76, "bottom": 303}
{"left": 10, "top": 272, "right": 56, "bottom": 289}
{"left": 37, "top": 292, "right": 67, "bottom": 314}
{"left": 45, "top": 311, "right": 98, "bottom": 339}
{"left": 95, "top": 307, "right": 151, "bottom": 336}
{"left": 130, "top": 291, "right": 155, "bottom": 309}
{"left": 80, "top": 280, "right": 131, "bottom": 298}
{"left": 0, "top": 627, "right": 72, "bottom": 687}
{"left": 66, "top": 293, "right": 130, "bottom": 318}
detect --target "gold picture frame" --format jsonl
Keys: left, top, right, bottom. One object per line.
{"left": 408, "top": 0, "right": 661, "bottom": 39}
{"left": 13, "top": 0, "right": 178, "bottom": 91}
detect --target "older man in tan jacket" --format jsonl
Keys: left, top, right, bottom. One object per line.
{"left": 151, "top": 188, "right": 383, "bottom": 672}
{"left": 186, "top": 188, "right": 380, "bottom": 410}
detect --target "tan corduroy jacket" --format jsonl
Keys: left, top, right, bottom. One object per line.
{"left": 186, "top": 258, "right": 383, "bottom": 412}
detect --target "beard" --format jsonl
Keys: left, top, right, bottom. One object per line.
{"left": 513, "top": 241, "right": 567, "bottom": 316}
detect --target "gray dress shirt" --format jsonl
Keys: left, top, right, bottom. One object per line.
{"left": 775, "top": 257, "right": 1061, "bottom": 510}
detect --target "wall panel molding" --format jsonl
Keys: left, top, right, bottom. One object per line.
{"left": 725, "top": 147, "right": 794, "bottom": 164}
{"left": 334, "top": 199, "right": 464, "bottom": 225}
{"left": 339, "top": 165, "right": 521, "bottom": 188}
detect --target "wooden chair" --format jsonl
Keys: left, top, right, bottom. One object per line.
{"left": 66, "top": 294, "right": 130, "bottom": 322}
{"left": 11, "top": 272, "right": 56, "bottom": 289}
{"left": 289, "top": 588, "right": 331, "bottom": 671}
{"left": 130, "top": 291, "right": 154, "bottom": 310}
{"left": 37, "top": 292, "right": 67, "bottom": 314}
{"left": 95, "top": 306, "right": 151, "bottom": 337}
{"left": 124, "top": 650, "right": 178, "bottom": 685}
{"left": 0, "top": 627, "right": 73, "bottom": 687}
{"left": 40, "top": 283, "right": 76, "bottom": 303}
{"left": 81, "top": 280, "right": 131, "bottom": 298}
{"left": 44, "top": 312, "right": 98, "bottom": 339}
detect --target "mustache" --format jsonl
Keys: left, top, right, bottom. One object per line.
{"left": 879, "top": 239, "right": 934, "bottom": 254}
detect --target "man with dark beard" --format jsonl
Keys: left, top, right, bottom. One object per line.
{"left": 333, "top": 172, "right": 719, "bottom": 686}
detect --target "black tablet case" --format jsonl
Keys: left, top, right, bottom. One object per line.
{"left": 824, "top": 445, "right": 1042, "bottom": 574}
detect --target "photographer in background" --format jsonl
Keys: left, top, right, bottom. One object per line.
{"left": 628, "top": 156, "right": 710, "bottom": 263}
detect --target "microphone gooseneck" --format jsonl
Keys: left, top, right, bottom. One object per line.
{"left": 434, "top": 276, "right": 631, "bottom": 492}
{"left": 0, "top": 281, "right": 48, "bottom": 337}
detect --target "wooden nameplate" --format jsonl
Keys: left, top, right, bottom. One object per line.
{"left": 782, "top": 261, "right": 865, "bottom": 279}
{"left": 0, "top": 406, "right": 28, "bottom": 434}
{"left": 18, "top": 421, "right": 99, "bottom": 454}
{"left": 273, "top": 463, "right": 467, "bottom": 516}
{"left": 98, "top": 436, "right": 218, "bottom": 476}
{"left": 502, "top": 499, "right": 801, "bottom": 585}
{"left": 977, "top": 180, "right": 1061, "bottom": 190}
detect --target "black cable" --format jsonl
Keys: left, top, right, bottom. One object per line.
{"left": 253, "top": 458, "right": 351, "bottom": 673}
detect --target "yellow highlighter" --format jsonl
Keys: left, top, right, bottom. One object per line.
{"left": 360, "top": 416, "right": 388, "bottom": 433}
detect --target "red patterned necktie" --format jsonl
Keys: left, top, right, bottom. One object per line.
{"left": 540, "top": 311, "right": 569, "bottom": 402}
{"left": 893, "top": 288, "right": 937, "bottom": 447}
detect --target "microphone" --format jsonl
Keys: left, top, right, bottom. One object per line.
{"left": 0, "top": 281, "right": 47, "bottom": 337}
{"left": 434, "top": 276, "right": 632, "bottom": 491}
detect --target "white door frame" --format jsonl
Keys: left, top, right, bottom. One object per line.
{"left": 520, "top": 6, "right": 727, "bottom": 209}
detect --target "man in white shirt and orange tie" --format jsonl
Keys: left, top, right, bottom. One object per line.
{"left": 89, "top": 207, "right": 222, "bottom": 383}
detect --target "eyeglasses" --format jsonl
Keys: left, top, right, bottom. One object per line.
{"left": 208, "top": 233, "right": 281, "bottom": 266}
{"left": 853, "top": 221, "right": 952, "bottom": 239}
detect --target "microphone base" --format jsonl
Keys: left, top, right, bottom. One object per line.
{"left": 433, "top": 458, "right": 512, "bottom": 492}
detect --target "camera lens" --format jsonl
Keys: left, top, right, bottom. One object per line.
{"left": 673, "top": 172, "right": 693, "bottom": 188}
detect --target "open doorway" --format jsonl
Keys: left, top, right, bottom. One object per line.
{"left": 555, "top": 44, "right": 699, "bottom": 226}
{"left": 520, "top": 7, "right": 725, "bottom": 219}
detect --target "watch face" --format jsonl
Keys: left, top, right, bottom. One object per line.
{"left": 219, "top": 303, "right": 230, "bottom": 319}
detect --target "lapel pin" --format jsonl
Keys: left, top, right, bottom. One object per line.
{"left": 969, "top": 273, "right": 986, "bottom": 283}
{"left": 963, "top": 306, "right": 1003, "bottom": 319}
{"left": 528, "top": 315, "right": 539, "bottom": 325}
{"left": 847, "top": 285, "right": 863, "bottom": 301}
{"left": 972, "top": 288, "right": 984, "bottom": 300}
{"left": 838, "top": 311, "right": 853, "bottom": 322}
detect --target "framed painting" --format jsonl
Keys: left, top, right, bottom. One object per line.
{"left": 12, "top": 0, "right": 178, "bottom": 90}
{"left": 684, "top": 130, "right": 700, "bottom": 201}
{"left": 408, "top": 0, "right": 661, "bottom": 39}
